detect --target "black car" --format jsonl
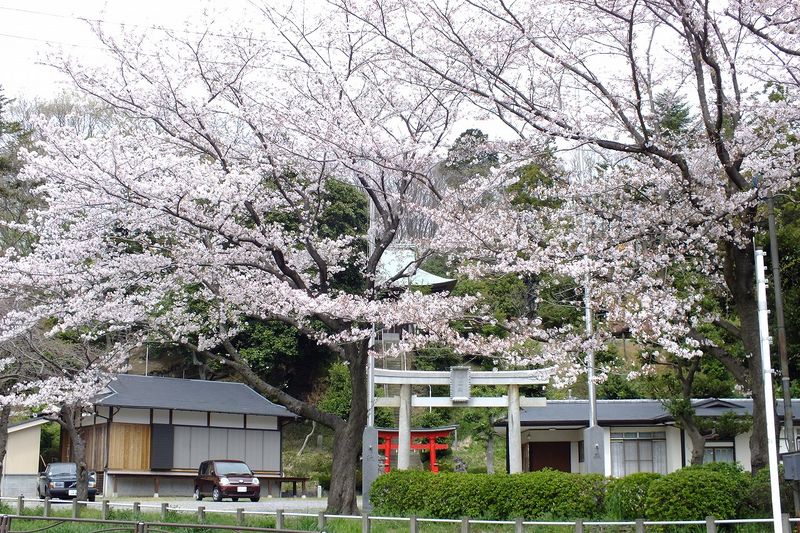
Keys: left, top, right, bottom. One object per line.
{"left": 37, "top": 463, "right": 97, "bottom": 501}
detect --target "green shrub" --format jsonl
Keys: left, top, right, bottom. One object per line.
{"left": 606, "top": 472, "right": 662, "bottom": 519}
{"left": 370, "top": 469, "right": 605, "bottom": 520}
{"left": 645, "top": 467, "right": 741, "bottom": 520}
{"left": 370, "top": 470, "right": 433, "bottom": 516}
{"left": 743, "top": 466, "right": 793, "bottom": 517}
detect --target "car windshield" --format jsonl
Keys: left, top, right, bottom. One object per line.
{"left": 214, "top": 462, "right": 252, "bottom": 476}
{"left": 49, "top": 464, "right": 76, "bottom": 475}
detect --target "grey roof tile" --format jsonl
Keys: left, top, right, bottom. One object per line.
{"left": 517, "top": 398, "right": 800, "bottom": 426}
{"left": 96, "top": 374, "right": 296, "bottom": 418}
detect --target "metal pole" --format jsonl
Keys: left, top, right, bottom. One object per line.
{"left": 367, "top": 347, "right": 376, "bottom": 427}
{"left": 768, "top": 197, "right": 795, "bottom": 449}
{"left": 508, "top": 384, "right": 522, "bottom": 473}
{"left": 398, "top": 384, "right": 412, "bottom": 470}
{"left": 756, "top": 249, "right": 784, "bottom": 532}
{"left": 768, "top": 196, "right": 800, "bottom": 520}
{"left": 583, "top": 279, "right": 605, "bottom": 474}
{"left": 585, "top": 280, "right": 596, "bottom": 427}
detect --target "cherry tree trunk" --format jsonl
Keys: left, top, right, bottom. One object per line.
{"left": 680, "top": 414, "right": 707, "bottom": 466}
{"left": 61, "top": 406, "right": 90, "bottom": 502}
{"left": 0, "top": 405, "right": 10, "bottom": 481}
{"left": 726, "top": 243, "right": 768, "bottom": 472}
{"left": 326, "top": 342, "right": 369, "bottom": 514}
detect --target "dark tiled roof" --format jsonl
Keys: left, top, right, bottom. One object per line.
{"left": 95, "top": 374, "right": 296, "bottom": 418}
{"left": 515, "top": 398, "right": 800, "bottom": 427}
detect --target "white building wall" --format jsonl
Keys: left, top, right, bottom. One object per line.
{"left": 246, "top": 415, "right": 278, "bottom": 430}
{"left": 210, "top": 413, "right": 245, "bottom": 428}
{"left": 570, "top": 441, "right": 580, "bottom": 473}
{"left": 173, "top": 410, "right": 207, "bottom": 426}
{"left": 735, "top": 432, "right": 752, "bottom": 471}
{"left": 665, "top": 426, "right": 683, "bottom": 472}
{"left": 113, "top": 408, "right": 150, "bottom": 424}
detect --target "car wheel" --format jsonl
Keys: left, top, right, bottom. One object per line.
{"left": 232, "top": 497, "right": 239, "bottom": 502}
{"left": 212, "top": 486, "right": 223, "bottom": 502}
{"left": 88, "top": 495, "right": 96, "bottom": 502}
{"left": 194, "top": 487, "right": 203, "bottom": 501}
{"left": 250, "top": 496, "right": 260, "bottom": 503}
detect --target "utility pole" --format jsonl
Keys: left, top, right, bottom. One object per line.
{"left": 755, "top": 248, "right": 784, "bottom": 532}
{"left": 767, "top": 195, "right": 800, "bottom": 518}
{"left": 583, "top": 279, "right": 604, "bottom": 474}
{"left": 767, "top": 196, "right": 795, "bottom": 449}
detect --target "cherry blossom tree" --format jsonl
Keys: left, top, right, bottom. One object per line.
{"left": 335, "top": 0, "right": 800, "bottom": 472}
{"left": 0, "top": 6, "right": 577, "bottom": 513}
{"left": 0, "top": 326, "right": 126, "bottom": 502}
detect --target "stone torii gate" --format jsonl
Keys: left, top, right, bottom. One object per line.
{"left": 362, "top": 366, "right": 551, "bottom": 510}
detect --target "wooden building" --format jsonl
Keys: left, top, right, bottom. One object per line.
{"left": 63, "top": 374, "right": 296, "bottom": 497}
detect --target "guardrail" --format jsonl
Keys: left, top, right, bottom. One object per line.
{"left": 0, "top": 496, "right": 797, "bottom": 532}
{"left": 0, "top": 514, "right": 306, "bottom": 533}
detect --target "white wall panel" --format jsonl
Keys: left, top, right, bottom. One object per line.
{"left": 172, "top": 410, "right": 208, "bottom": 426}
{"left": 189, "top": 427, "right": 210, "bottom": 468}
{"left": 209, "top": 428, "right": 228, "bottom": 459}
{"left": 227, "top": 429, "right": 245, "bottom": 461}
{"left": 114, "top": 408, "right": 150, "bottom": 424}
{"left": 262, "top": 431, "right": 281, "bottom": 471}
{"left": 173, "top": 410, "right": 207, "bottom": 426}
{"left": 173, "top": 427, "right": 192, "bottom": 469}
{"left": 246, "top": 415, "right": 277, "bottom": 430}
{"left": 210, "top": 413, "right": 244, "bottom": 428}
{"left": 244, "top": 431, "right": 263, "bottom": 470}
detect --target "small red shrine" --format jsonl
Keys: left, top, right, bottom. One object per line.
{"left": 377, "top": 426, "right": 456, "bottom": 473}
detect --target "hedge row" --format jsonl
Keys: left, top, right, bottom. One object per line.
{"left": 370, "top": 464, "right": 791, "bottom": 521}
{"left": 370, "top": 469, "right": 605, "bottom": 520}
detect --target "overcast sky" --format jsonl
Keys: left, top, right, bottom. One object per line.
{"left": 0, "top": 0, "right": 249, "bottom": 100}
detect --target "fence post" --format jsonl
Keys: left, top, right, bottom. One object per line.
{"left": 361, "top": 511, "right": 370, "bottom": 533}
{"left": 409, "top": 515, "right": 418, "bottom": 533}
{"left": 43, "top": 498, "right": 50, "bottom": 518}
{"left": 635, "top": 518, "right": 645, "bottom": 533}
{"left": 132, "top": 501, "right": 140, "bottom": 520}
{"left": 71, "top": 499, "right": 80, "bottom": 518}
{"left": 160, "top": 502, "right": 168, "bottom": 521}
{"left": 575, "top": 518, "right": 584, "bottom": 533}
{"left": 515, "top": 517, "right": 524, "bottom": 533}
{"left": 705, "top": 516, "right": 716, "bottom": 533}
{"left": 16, "top": 496, "right": 23, "bottom": 515}
{"left": 317, "top": 511, "right": 326, "bottom": 530}
{"left": 101, "top": 500, "right": 109, "bottom": 521}
{"left": 783, "top": 513, "right": 791, "bottom": 532}
{"left": 237, "top": 508, "right": 245, "bottom": 526}
{"left": 460, "top": 516, "right": 470, "bottom": 533}
{"left": 197, "top": 505, "right": 205, "bottom": 524}
{"left": 276, "top": 509, "right": 284, "bottom": 530}
{"left": 0, "top": 515, "right": 10, "bottom": 533}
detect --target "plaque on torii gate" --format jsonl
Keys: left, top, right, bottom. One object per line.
{"left": 362, "top": 365, "right": 552, "bottom": 512}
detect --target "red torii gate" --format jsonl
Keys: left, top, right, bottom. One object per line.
{"left": 377, "top": 427, "right": 456, "bottom": 474}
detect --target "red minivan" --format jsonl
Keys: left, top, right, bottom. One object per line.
{"left": 194, "top": 460, "right": 261, "bottom": 502}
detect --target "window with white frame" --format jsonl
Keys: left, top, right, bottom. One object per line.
{"left": 611, "top": 431, "right": 667, "bottom": 477}
{"left": 703, "top": 442, "right": 735, "bottom": 464}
